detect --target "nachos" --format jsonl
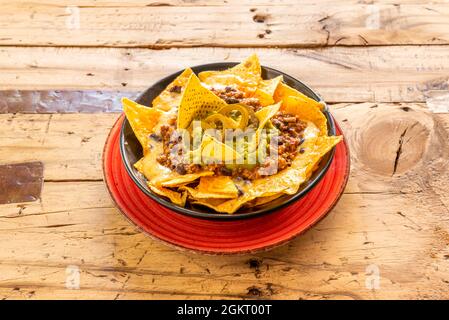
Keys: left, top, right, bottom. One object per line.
{"left": 122, "top": 54, "right": 342, "bottom": 214}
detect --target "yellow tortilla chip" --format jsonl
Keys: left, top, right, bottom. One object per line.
{"left": 255, "top": 102, "right": 281, "bottom": 130}
{"left": 248, "top": 167, "right": 302, "bottom": 197}
{"left": 259, "top": 76, "right": 283, "bottom": 95}
{"left": 148, "top": 183, "right": 187, "bottom": 207}
{"left": 274, "top": 82, "right": 324, "bottom": 111}
{"left": 231, "top": 53, "right": 261, "bottom": 77}
{"left": 254, "top": 102, "right": 281, "bottom": 144}
{"left": 177, "top": 74, "right": 227, "bottom": 129}
{"left": 181, "top": 176, "right": 239, "bottom": 199}
{"left": 137, "top": 149, "right": 175, "bottom": 183}
{"left": 294, "top": 135, "right": 342, "bottom": 178}
{"left": 182, "top": 186, "right": 238, "bottom": 199}
{"left": 254, "top": 89, "right": 274, "bottom": 107}
{"left": 282, "top": 96, "right": 327, "bottom": 135}
{"left": 247, "top": 193, "right": 284, "bottom": 207}
{"left": 192, "top": 194, "right": 255, "bottom": 214}
{"left": 152, "top": 68, "right": 194, "bottom": 112}
{"left": 275, "top": 135, "right": 342, "bottom": 195}
{"left": 198, "top": 176, "right": 238, "bottom": 195}
{"left": 152, "top": 171, "right": 215, "bottom": 188}
{"left": 253, "top": 76, "right": 283, "bottom": 107}
{"left": 134, "top": 157, "right": 144, "bottom": 172}
{"left": 122, "top": 97, "right": 162, "bottom": 154}
{"left": 198, "top": 54, "right": 262, "bottom": 93}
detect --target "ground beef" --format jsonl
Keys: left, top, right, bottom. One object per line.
{"left": 270, "top": 111, "right": 307, "bottom": 170}
{"left": 210, "top": 86, "right": 261, "bottom": 111}
{"left": 169, "top": 85, "right": 182, "bottom": 93}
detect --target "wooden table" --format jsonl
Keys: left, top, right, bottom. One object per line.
{"left": 1, "top": 0, "right": 449, "bottom": 300}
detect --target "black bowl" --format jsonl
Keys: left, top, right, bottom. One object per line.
{"left": 120, "top": 63, "right": 336, "bottom": 220}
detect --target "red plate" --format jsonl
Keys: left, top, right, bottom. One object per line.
{"left": 103, "top": 115, "right": 350, "bottom": 254}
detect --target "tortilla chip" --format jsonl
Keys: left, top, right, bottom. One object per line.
{"left": 134, "top": 157, "right": 144, "bottom": 172}
{"left": 277, "top": 135, "right": 342, "bottom": 195}
{"left": 255, "top": 102, "right": 281, "bottom": 130}
{"left": 192, "top": 194, "right": 255, "bottom": 214}
{"left": 152, "top": 68, "right": 194, "bottom": 112}
{"left": 122, "top": 97, "right": 162, "bottom": 153}
{"left": 231, "top": 53, "right": 261, "bottom": 77}
{"left": 254, "top": 102, "right": 281, "bottom": 144}
{"left": 247, "top": 193, "right": 284, "bottom": 207}
{"left": 182, "top": 186, "right": 238, "bottom": 199}
{"left": 294, "top": 135, "right": 342, "bottom": 178}
{"left": 152, "top": 171, "right": 214, "bottom": 188}
{"left": 181, "top": 176, "right": 239, "bottom": 199}
{"left": 259, "top": 76, "right": 283, "bottom": 95}
{"left": 248, "top": 167, "right": 303, "bottom": 196}
{"left": 254, "top": 76, "right": 283, "bottom": 107}
{"left": 281, "top": 96, "right": 327, "bottom": 135}
{"left": 198, "top": 54, "right": 261, "bottom": 93}
{"left": 148, "top": 183, "right": 187, "bottom": 206}
{"left": 198, "top": 176, "right": 238, "bottom": 195}
{"left": 138, "top": 150, "right": 174, "bottom": 183}
{"left": 177, "top": 74, "right": 227, "bottom": 129}
{"left": 274, "top": 82, "right": 324, "bottom": 111}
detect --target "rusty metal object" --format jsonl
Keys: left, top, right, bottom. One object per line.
{"left": 0, "top": 90, "right": 139, "bottom": 113}
{"left": 0, "top": 161, "right": 44, "bottom": 204}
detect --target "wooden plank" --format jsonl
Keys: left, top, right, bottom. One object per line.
{"left": 0, "top": 113, "right": 118, "bottom": 180}
{"left": 13, "top": 0, "right": 449, "bottom": 6}
{"left": 1, "top": 3, "right": 448, "bottom": 47}
{"left": 1, "top": 46, "right": 448, "bottom": 103}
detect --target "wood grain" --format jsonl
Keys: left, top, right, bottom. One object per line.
{"left": 0, "top": 103, "right": 448, "bottom": 299}
{"left": 1, "top": 46, "right": 448, "bottom": 103}
{"left": 13, "top": 0, "right": 449, "bottom": 6}
{"left": 0, "top": 113, "right": 116, "bottom": 181}
{"left": 1, "top": 3, "right": 448, "bottom": 47}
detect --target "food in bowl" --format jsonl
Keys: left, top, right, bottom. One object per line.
{"left": 122, "top": 54, "right": 342, "bottom": 214}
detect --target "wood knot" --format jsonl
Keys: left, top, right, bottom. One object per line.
{"left": 247, "top": 258, "right": 263, "bottom": 278}
{"left": 246, "top": 283, "right": 277, "bottom": 298}
{"left": 248, "top": 258, "right": 262, "bottom": 268}
{"left": 356, "top": 111, "right": 430, "bottom": 176}
{"left": 247, "top": 286, "right": 263, "bottom": 297}
{"left": 253, "top": 14, "right": 268, "bottom": 23}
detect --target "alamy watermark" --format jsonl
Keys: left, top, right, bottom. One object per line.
{"left": 65, "top": 265, "right": 80, "bottom": 290}
{"left": 65, "top": 6, "right": 80, "bottom": 30}
{"left": 365, "top": 264, "right": 380, "bottom": 290}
